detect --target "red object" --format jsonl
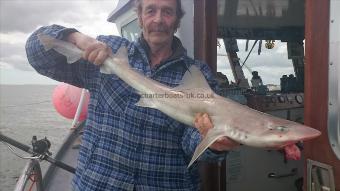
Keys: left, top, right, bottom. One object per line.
{"left": 52, "top": 83, "right": 90, "bottom": 121}
{"left": 284, "top": 144, "right": 301, "bottom": 160}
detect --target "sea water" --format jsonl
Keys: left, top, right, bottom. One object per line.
{"left": 0, "top": 85, "right": 72, "bottom": 191}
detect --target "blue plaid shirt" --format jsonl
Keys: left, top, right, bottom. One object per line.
{"left": 26, "top": 25, "right": 227, "bottom": 191}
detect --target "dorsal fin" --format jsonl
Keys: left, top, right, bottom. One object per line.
{"left": 173, "top": 65, "right": 212, "bottom": 91}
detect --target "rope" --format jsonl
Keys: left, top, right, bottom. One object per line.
{"left": 241, "top": 40, "right": 258, "bottom": 67}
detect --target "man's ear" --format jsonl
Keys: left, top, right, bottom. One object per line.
{"left": 175, "top": 20, "right": 181, "bottom": 31}
{"left": 138, "top": 15, "right": 143, "bottom": 28}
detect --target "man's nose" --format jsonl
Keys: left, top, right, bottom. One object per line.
{"left": 153, "top": 10, "right": 164, "bottom": 23}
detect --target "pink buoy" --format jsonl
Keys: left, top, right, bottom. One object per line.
{"left": 52, "top": 83, "right": 90, "bottom": 121}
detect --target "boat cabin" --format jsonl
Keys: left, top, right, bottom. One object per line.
{"left": 108, "top": 0, "right": 340, "bottom": 190}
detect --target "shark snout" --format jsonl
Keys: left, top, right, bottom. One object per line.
{"left": 273, "top": 123, "right": 321, "bottom": 143}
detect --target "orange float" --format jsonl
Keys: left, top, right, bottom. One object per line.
{"left": 52, "top": 83, "right": 89, "bottom": 121}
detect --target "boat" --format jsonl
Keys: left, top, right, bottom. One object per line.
{"left": 1, "top": 0, "right": 338, "bottom": 190}
{"left": 109, "top": 0, "right": 340, "bottom": 190}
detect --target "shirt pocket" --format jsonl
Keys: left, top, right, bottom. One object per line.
{"left": 96, "top": 75, "right": 133, "bottom": 114}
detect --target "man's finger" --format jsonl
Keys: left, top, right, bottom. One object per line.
{"left": 94, "top": 50, "right": 108, "bottom": 65}
{"left": 194, "top": 112, "right": 204, "bottom": 124}
{"left": 83, "top": 43, "right": 98, "bottom": 60}
{"left": 88, "top": 49, "right": 100, "bottom": 64}
{"left": 83, "top": 42, "right": 106, "bottom": 60}
{"left": 216, "top": 137, "right": 239, "bottom": 146}
{"left": 202, "top": 114, "right": 213, "bottom": 129}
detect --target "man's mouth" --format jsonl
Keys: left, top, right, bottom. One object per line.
{"left": 150, "top": 30, "right": 167, "bottom": 33}
{"left": 149, "top": 25, "right": 168, "bottom": 33}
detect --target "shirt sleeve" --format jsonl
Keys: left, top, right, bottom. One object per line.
{"left": 25, "top": 24, "right": 99, "bottom": 90}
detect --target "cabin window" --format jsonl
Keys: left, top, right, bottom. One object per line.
{"left": 216, "top": 38, "right": 300, "bottom": 92}
{"left": 121, "top": 19, "right": 140, "bottom": 42}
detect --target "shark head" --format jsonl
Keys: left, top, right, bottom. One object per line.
{"left": 260, "top": 122, "right": 321, "bottom": 148}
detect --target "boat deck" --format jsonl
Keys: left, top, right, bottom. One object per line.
{"left": 42, "top": 123, "right": 83, "bottom": 191}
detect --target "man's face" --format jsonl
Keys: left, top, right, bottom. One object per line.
{"left": 139, "top": 0, "right": 178, "bottom": 48}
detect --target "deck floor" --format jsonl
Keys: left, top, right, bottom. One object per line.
{"left": 43, "top": 126, "right": 82, "bottom": 191}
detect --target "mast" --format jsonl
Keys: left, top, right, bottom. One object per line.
{"left": 304, "top": 0, "right": 340, "bottom": 190}
{"left": 194, "top": 1, "right": 225, "bottom": 191}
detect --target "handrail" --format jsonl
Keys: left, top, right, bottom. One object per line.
{"left": 0, "top": 133, "right": 76, "bottom": 174}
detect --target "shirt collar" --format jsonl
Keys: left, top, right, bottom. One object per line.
{"left": 136, "top": 34, "right": 187, "bottom": 63}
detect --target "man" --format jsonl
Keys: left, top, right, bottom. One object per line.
{"left": 26, "top": 0, "right": 238, "bottom": 190}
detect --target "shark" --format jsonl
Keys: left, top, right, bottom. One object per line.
{"left": 38, "top": 34, "right": 321, "bottom": 167}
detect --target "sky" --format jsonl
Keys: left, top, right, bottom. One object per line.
{"left": 216, "top": 39, "right": 295, "bottom": 86}
{"left": 0, "top": 0, "right": 119, "bottom": 85}
{"left": 0, "top": 0, "right": 295, "bottom": 85}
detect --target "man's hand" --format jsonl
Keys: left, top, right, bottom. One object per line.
{"left": 194, "top": 113, "right": 240, "bottom": 152}
{"left": 66, "top": 32, "right": 112, "bottom": 65}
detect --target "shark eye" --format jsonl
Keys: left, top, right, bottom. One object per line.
{"left": 275, "top": 126, "right": 288, "bottom": 132}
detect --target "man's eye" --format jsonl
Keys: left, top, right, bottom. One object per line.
{"left": 164, "top": 9, "right": 174, "bottom": 16}
{"left": 146, "top": 9, "right": 154, "bottom": 14}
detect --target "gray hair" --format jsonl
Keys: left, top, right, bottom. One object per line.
{"left": 135, "top": 0, "right": 185, "bottom": 28}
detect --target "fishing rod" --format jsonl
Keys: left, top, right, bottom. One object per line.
{"left": 0, "top": 133, "right": 76, "bottom": 174}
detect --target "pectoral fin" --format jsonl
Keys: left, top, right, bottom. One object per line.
{"left": 188, "top": 127, "right": 229, "bottom": 167}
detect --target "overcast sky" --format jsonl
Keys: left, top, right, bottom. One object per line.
{"left": 0, "top": 0, "right": 119, "bottom": 84}
{"left": 0, "top": 0, "right": 295, "bottom": 85}
{"left": 217, "top": 39, "right": 295, "bottom": 86}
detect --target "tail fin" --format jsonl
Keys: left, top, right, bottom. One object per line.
{"left": 188, "top": 127, "right": 229, "bottom": 167}
{"left": 37, "top": 34, "right": 83, "bottom": 64}
{"left": 38, "top": 34, "right": 55, "bottom": 51}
